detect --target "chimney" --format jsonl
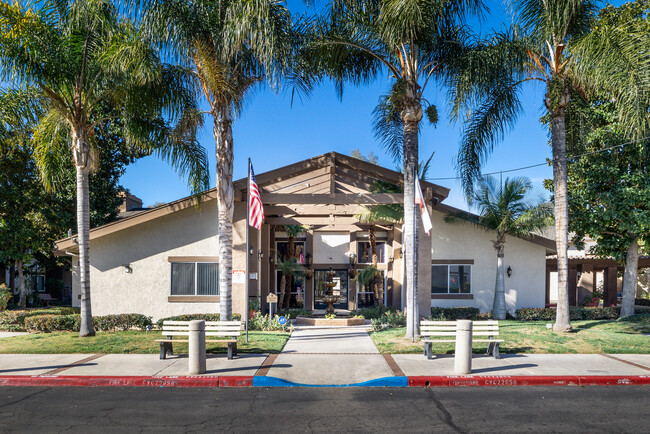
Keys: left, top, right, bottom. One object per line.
{"left": 118, "top": 192, "right": 143, "bottom": 212}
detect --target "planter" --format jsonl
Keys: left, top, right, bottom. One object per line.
{"left": 295, "top": 316, "right": 366, "bottom": 326}
{"left": 592, "top": 299, "right": 600, "bottom": 307}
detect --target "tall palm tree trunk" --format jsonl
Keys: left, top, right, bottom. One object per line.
{"left": 550, "top": 104, "right": 572, "bottom": 332}
{"left": 214, "top": 105, "right": 234, "bottom": 322}
{"left": 621, "top": 239, "right": 639, "bottom": 317}
{"left": 369, "top": 224, "right": 381, "bottom": 305}
{"left": 17, "top": 259, "right": 25, "bottom": 309}
{"left": 72, "top": 125, "right": 95, "bottom": 337}
{"left": 403, "top": 95, "right": 422, "bottom": 339}
{"left": 492, "top": 236, "right": 506, "bottom": 320}
{"left": 278, "top": 274, "right": 287, "bottom": 312}
{"left": 283, "top": 235, "right": 295, "bottom": 309}
{"left": 76, "top": 164, "right": 95, "bottom": 336}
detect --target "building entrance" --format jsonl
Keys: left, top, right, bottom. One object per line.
{"left": 314, "top": 269, "right": 348, "bottom": 310}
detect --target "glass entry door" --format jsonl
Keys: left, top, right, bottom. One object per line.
{"left": 314, "top": 269, "right": 348, "bottom": 309}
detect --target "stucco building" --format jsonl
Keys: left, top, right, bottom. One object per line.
{"left": 55, "top": 152, "right": 554, "bottom": 320}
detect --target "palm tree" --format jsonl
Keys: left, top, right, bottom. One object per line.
{"left": 277, "top": 259, "right": 306, "bottom": 312}
{"left": 306, "top": 0, "right": 485, "bottom": 338}
{"left": 141, "top": 0, "right": 294, "bottom": 321}
{"left": 355, "top": 189, "right": 401, "bottom": 305}
{"left": 450, "top": 0, "right": 650, "bottom": 332}
{"left": 0, "top": 0, "right": 210, "bottom": 336}
{"left": 446, "top": 176, "right": 552, "bottom": 319}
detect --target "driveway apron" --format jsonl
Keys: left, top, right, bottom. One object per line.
{"left": 264, "top": 326, "right": 394, "bottom": 385}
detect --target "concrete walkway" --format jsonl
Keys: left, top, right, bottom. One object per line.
{"left": 263, "top": 325, "right": 394, "bottom": 385}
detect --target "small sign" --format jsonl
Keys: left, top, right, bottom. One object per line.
{"left": 250, "top": 272, "right": 257, "bottom": 280}
{"left": 232, "top": 269, "right": 245, "bottom": 284}
{"left": 278, "top": 316, "right": 287, "bottom": 325}
{"left": 266, "top": 293, "right": 278, "bottom": 303}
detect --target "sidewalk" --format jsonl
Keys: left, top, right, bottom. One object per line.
{"left": 0, "top": 326, "right": 648, "bottom": 387}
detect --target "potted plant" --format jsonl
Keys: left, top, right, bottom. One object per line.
{"left": 248, "top": 299, "right": 260, "bottom": 319}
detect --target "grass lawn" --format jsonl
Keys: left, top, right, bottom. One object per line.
{"left": 0, "top": 330, "right": 290, "bottom": 354}
{"left": 370, "top": 320, "right": 650, "bottom": 354}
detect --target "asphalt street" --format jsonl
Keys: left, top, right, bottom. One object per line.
{"left": 0, "top": 386, "right": 647, "bottom": 433}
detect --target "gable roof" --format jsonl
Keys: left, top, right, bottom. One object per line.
{"left": 53, "top": 151, "right": 553, "bottom": 253}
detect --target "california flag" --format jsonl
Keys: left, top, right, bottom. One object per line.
{"left": 415, "top": 176, "right": 432, "bottom": 235}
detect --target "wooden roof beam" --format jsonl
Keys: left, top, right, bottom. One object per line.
{"left": 260, "top": 192, "right": 403, "bottom": 204}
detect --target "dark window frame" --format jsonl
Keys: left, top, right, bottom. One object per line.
{"left": 170, "top": 261, "right": 219, "bottom": 296}
{"left": 431, "top": 264, "right": 472, "bottom": 294}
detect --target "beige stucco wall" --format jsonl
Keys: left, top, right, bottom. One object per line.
{"left": 430, "top": 209, "right": 547, "bottom": 314}
{"left": 72, "top": 201, "right": 221, "bottom": 321}
{"left": 313, "top": 231, "right": 351, "bottom": 264}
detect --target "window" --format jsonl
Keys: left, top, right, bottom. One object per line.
{"left": 276, "top": 240, "right": 306, "bottom": 264}
{"left": 357, "top": 241, "right": 386, "bottom": 264}
{"left": 431, "top": 265, "right": 471, "bottom": 294}
{"left": 171, "top": 262, "right": 219, "bottom": 296}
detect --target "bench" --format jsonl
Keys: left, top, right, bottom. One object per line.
{"left": 38, "top": 293, "right": 56, "bottom": 306}
{"left": 156, "top": 320, "right": 242, "bottom": 360}
{"left": 421, "top": 320, "right": 503, "bottom": 360}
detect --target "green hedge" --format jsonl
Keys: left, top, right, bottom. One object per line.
{"left": 93, "top": 314, "right": 152, "bottom": 331}
{"left": 515, "top": 307, "right": 621, "bottom": 321}
{"left": 24, "top": 313, "right": 152, "bottom": 333}
{"left": 156, "top": 313, "right": 241, "bottom": 328}
{"left": 356, "top": 305, "right": 402, "bottom": 319}
{"left": 0, "top": 307, "right": 80, "bottom": 330}
{"left": 24, "top": 315, "right": 80, "bottom": 332}
{"left": 430, "top": 307, "right": 482, "bottom": 320}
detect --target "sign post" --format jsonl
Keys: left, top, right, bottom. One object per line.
{"left": 267, "top": 293, "right": 278, "bottom": 317}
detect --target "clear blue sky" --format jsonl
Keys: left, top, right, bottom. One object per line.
{"left": 120, "top": 0, "right": 623, "bottom": 211}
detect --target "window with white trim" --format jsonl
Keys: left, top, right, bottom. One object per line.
{"left": 170, "top": 262, "right": 219, "bottom": 295}
{"left": 431, "top": 265, "right": 471, "bottom": 294}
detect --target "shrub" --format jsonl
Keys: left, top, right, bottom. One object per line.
{"left": 430, "top": 307, "right": 481, "bottom": 320}
{"left": 617, "top": 313, "right": 650, "bottom": 323}
{"left": 356, "top": 305, "right": 401, "bottom": 319}
{"left": 247, "top": 312, "right": 287, "bottom": 331}
{"left": 0, "top": 307, "right": 82, "bottom": 330}
{"left": 515, "top": 307, "right": 621, "bottom": 321}
{"left": 370, "top": 310, "right": 406, "bottom": 330}
{"left": 277, "top": 308, "right": 311, "bottom": 318}
{"left": 0, "top": 284, "right": 12, "bottom": 311}
{"left": 25, "top": 315, "right": 80, "bottom": 332}
{"left": 156, "top": 313, "right": 241, "bottom": 328}
{"left": 25, "top": 313, "right": 152, "bottom": 333}
{"left": 93, "top": 314, "right": 152, "bottom": 331}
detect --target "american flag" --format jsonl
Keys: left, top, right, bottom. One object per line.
{"left": 248, "top": 162, "right": 264, "bottom": 229}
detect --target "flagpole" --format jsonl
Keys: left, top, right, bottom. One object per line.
{"left": 245, "top": 158, "right": 251, "bottom": 343}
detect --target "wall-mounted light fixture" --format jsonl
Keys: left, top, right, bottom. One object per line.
{"left": 249, "top": 245, "right": 254, "bottom": 255}
{"left": 507, "top": 266, "right": 512, "bottom": 278}
{"left": 122, "top": 264, "right": 133, "bottom": 274}
{"left": 258, "top": 249, "right": 264, "bottom": 261}
{"left": 305, "top": 253, "right": 312, "bottom": 267}
{"left": 348, "top": 253, "right": 357, "bottom": 267}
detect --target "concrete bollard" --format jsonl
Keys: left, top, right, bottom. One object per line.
{"left": 454, "top": 320, "right": 473, "bottom": 375}
{"left": 188, "top": 320, "right": 206, "bottom": 375}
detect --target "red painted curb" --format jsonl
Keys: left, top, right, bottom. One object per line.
{"left": 408, "top": 376, "right": 449, "bottom": 387}
{"left": 0, "top": 375, "right": 252, "bottom": 388}
{"left": 219, "top": 376, "right": 253, "bottom": 387}
{"left": 407, "top": 375, "right": 650, "bottom": 387}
